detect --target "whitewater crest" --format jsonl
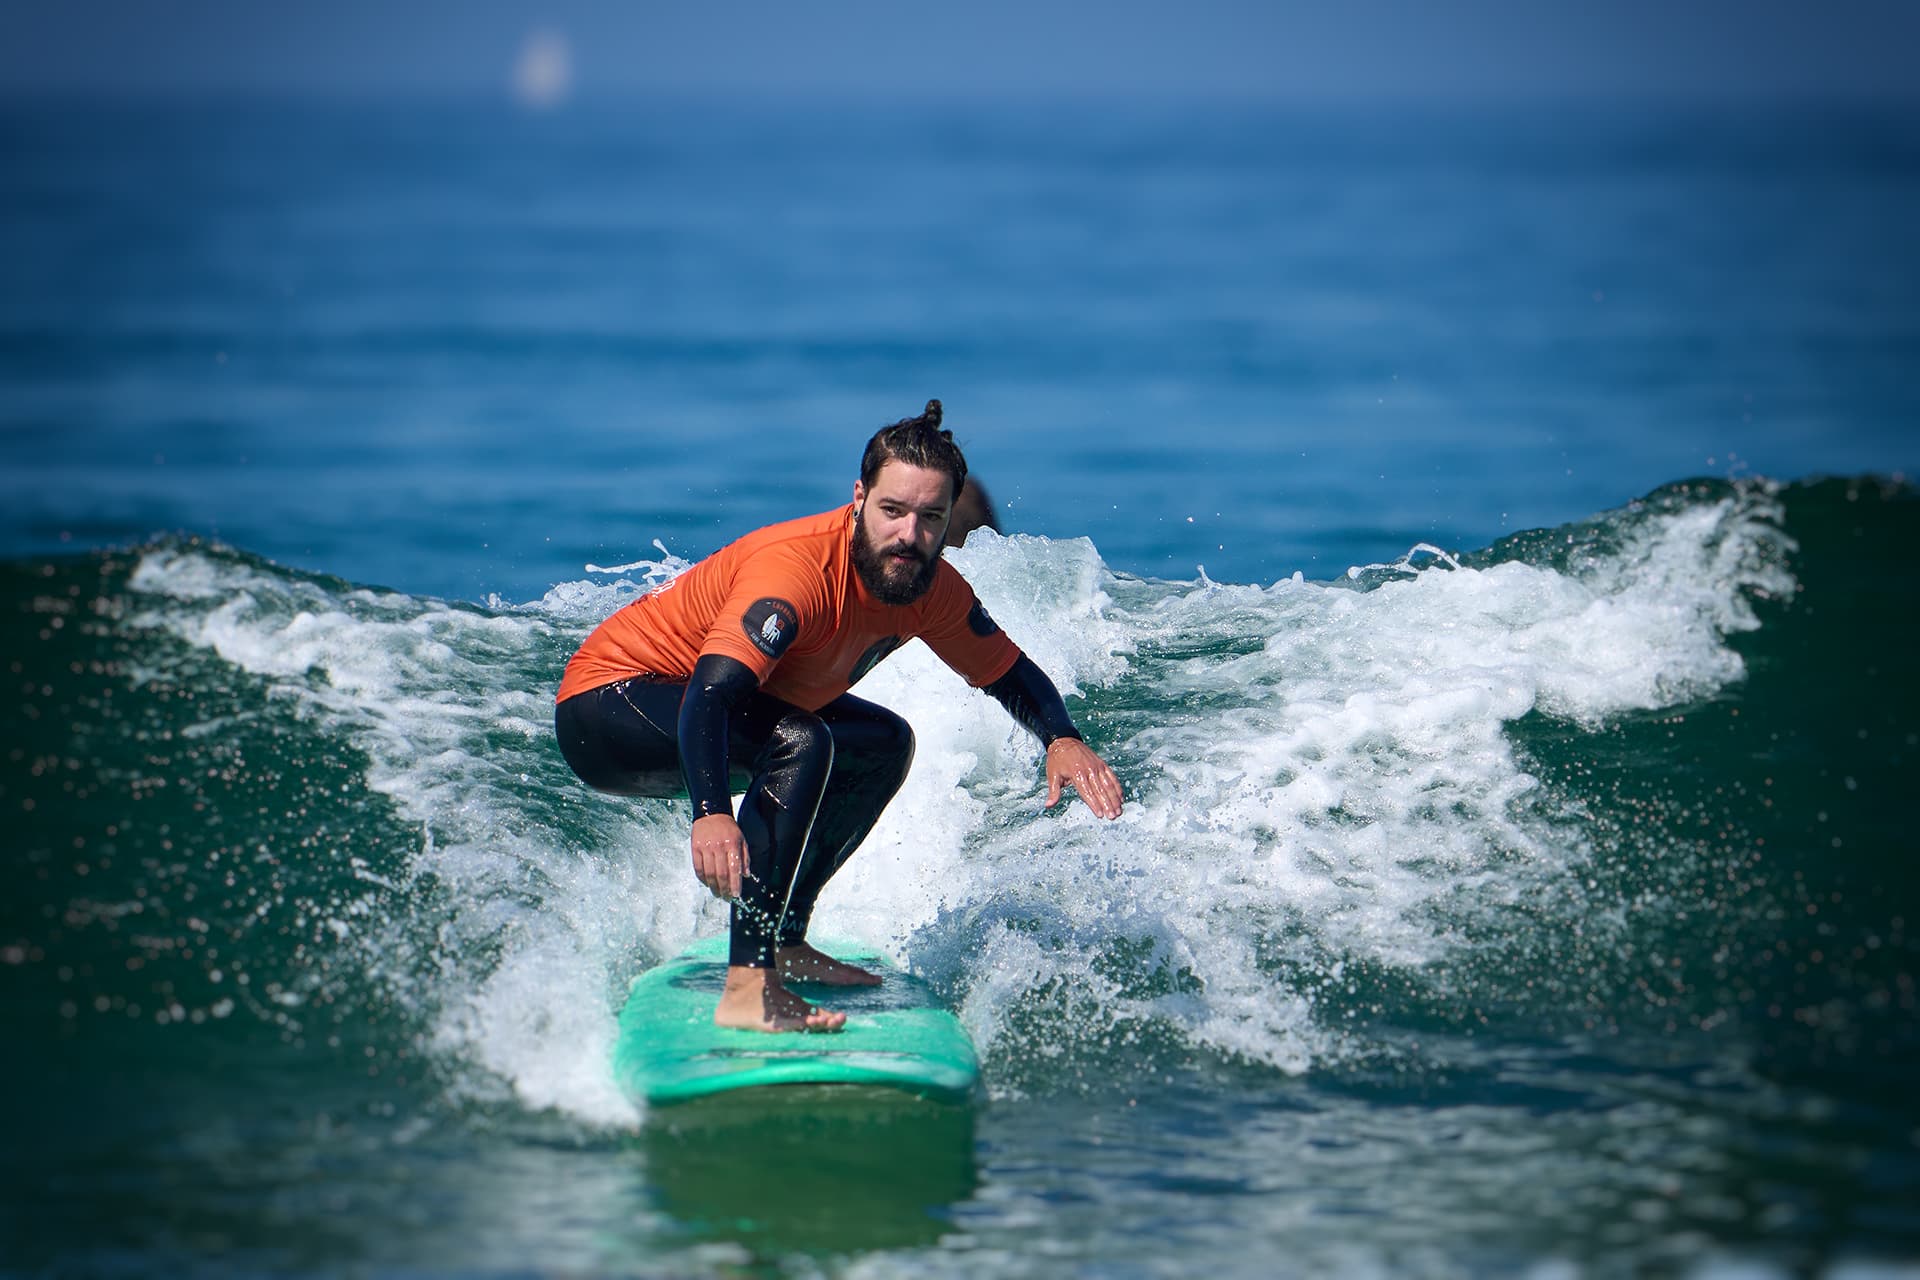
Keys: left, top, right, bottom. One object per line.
{"left": 120, "top": 483, "right": 1794, "bottom": 1115}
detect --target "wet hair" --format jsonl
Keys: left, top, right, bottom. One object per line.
{"left": 859, "top": 399, "right": 967, "bottom": 505}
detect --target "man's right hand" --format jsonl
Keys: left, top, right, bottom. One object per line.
{"left": 691, "top": 813, "right": 747, "bottom": 900}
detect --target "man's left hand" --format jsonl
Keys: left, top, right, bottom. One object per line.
{"left": 1044, "top": 738, "right": 1123, "bottom": 819}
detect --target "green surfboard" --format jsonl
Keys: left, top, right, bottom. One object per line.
{"left": 612, "top": 936, "right": 979, "bottom": 1106}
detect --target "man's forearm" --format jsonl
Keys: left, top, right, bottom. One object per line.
{"left": 983, "top": 654, "right": 1083, "bottom": 747}
{"left": 678, "top": 653, "right": 757, "bottom": 819}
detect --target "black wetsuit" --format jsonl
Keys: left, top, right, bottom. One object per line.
{"left": 555, "top": 653, "right": 1079, "bottom": 968}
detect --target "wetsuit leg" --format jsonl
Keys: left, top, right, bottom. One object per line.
{"left": 553, "top": 676, "right": 691, "bottom": 798}
{"left": 723, "top": 700, "right": 835, "bottom": 967}
{"left": 776, "top": 692, "right": 916, "bottom": 949}
{"left": 554, "top": 679, "right": 838, "bottom": 970}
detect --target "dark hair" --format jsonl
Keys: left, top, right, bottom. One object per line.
{"left": 859, "top": 399, "right": 967, "bottom": 504}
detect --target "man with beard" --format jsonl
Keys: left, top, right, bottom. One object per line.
{"left": 554, "top": 401, "right": 1123, "bottom": 1032}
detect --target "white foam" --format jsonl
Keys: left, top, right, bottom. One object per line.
{"left": 797, "top": 486, "right": 1793, "bottom": 1079}
{"left": 125, "top": 485, "right": 1793, "bottom": 1114}
{"left": 129, "top": 547, "right": 670, "bottom": 1125}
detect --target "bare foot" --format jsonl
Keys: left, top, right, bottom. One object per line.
{"left": 714, "top": 966, "right": 846, "bottom": 1033}
{"left": 778, "top": 942, "right": 883, "bottom": 987}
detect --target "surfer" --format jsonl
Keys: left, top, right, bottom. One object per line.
{"left": 554, "top": 400, "right": 1123, "bottom": 1032}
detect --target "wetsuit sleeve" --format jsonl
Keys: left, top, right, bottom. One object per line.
{"left": 678, "top": 653, "right": 757, "bottom": 820}
{"left": 982, "top": 654, "right": 1084, "bottom": 747}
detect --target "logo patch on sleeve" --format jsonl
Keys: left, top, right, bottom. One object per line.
{"left": 741, "top": 598, "right": 800, "bottom": 659}
{"left": 967, "top": 600, "right": 1001, "bottom": 637}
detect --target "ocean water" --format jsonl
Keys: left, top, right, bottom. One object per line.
{"left": 3, "top": 99, "right": 1918, "bottom": 1277}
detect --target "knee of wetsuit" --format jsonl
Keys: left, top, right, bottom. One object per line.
{"left": 878, "top": 712, "right": 915, "bottom": 766}
{"left": 836, "top": 708, "right": 915, "bottom": 789}
{"left": 853, "top": 710, "right": 915, "bottom": 790}
{"left": 763, "top": 710, "right": 834, "bottom": 778}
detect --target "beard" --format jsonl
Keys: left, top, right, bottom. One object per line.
{"left": 852, "top": 513, "right": 941, "bottom": 606}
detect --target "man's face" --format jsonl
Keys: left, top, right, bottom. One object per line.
{"left": 851, "top": 460, "right": 953, "bottom": 606}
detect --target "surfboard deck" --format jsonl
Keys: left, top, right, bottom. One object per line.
{"left": 612, "top": 936, "right": 979, "bottom": 1106}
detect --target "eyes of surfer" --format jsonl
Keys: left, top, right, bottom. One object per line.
{"left": 877, "top": 501, "right": 945, "bottom": 528}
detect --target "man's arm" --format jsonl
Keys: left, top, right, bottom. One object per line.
{"left": 680, "top": 653, "right": 758, "bottom": 898}
{"left": 679, "top": 551, "right": 826, "bottom": 899}
{"left": 982, "top": 655, "right": 1124, "bottom": 820}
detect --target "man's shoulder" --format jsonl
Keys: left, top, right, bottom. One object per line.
{"left": 712, "top": 506, "right": 849, "bottom": 604}
{"left": 915, "top": 559, "right": 983, "bottom": 620}
{"left": 746, "top": 505, "right": 850, "bottom": 546}
{"left": 729, "top": 507, "right": 848, "bottom": 566}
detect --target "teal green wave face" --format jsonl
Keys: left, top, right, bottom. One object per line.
{"left": 5, "top": 477, "right": 1916, "bottom": 1272}
{"left": 7, "top": 479, "right": 1915, "bottom": 1097}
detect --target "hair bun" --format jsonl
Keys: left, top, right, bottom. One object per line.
{"left": 922, "top": 399, "right": 943, "bottom": 428}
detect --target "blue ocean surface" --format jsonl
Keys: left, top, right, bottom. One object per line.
{"left": 5, "top": 99, "right": 1914, "bottom": 598}
{"left": 2, "top": 97, "right": 1918, "bottom": 1277}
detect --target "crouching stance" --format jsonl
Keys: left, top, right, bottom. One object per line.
{"left": 553, "top": 401, "right": 1123, "bottom": 1031}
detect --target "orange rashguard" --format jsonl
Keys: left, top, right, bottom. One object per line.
{"left": 557, "top": 505, "right": 1021, "bottom": 711}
